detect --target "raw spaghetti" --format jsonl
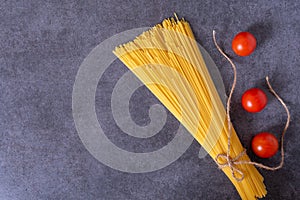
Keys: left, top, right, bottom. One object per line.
{"left": 113, "top": 16, "right": 267, "bottom": 200}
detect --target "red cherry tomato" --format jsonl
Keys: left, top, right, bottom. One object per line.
{"left": 241, "top": 88, "right": 267, "bottom": 113}
{"left": 232, "top": 32, "right": 257, "bottom": 56}
{"left": 251, "top": 132, "right": 279, "bottom": 158}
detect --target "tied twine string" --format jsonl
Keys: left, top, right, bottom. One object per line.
{"left": 212, "top": 30, "right": 291, "bottom": 182}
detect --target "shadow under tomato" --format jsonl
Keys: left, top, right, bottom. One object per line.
{"left": 246, "top": 21, "right": 274, "bottom": 49}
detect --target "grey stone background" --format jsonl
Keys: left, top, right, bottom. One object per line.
{"left": 0, "top": 0, "right": 299, "bottom": 199}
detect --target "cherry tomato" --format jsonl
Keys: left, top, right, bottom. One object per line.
{"left": 251, "top": 132, "right": 279, "bottom": 158}
{"left": 232, "top": 32, "right": 257, "bottom": 56}
{"left": 241, "top": 88, "right": 267, "bottom": 113}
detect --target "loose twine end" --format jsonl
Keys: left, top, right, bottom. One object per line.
{"left": 212, "top": 30, "right": 291, "bottom": 182}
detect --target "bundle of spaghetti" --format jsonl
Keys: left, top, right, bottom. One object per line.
{"left": 113, "top": 16, "right": 267, "bottom": 200}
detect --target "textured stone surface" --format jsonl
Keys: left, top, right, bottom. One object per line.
{"left": 0, "top": 0, "right": 299, "bottom": 199}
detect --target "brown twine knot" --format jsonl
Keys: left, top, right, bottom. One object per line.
{"left": 212, "top": 30, "right": 291, "bottom": 182}
{"left": 215, "top": 149, "right": 247, "bottom": 182}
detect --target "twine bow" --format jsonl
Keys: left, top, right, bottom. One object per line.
{"left": 212, "top": 30, "right": 291, "bottom": 182}
{"left": 215, "top": 149, "right": 247, "bottom": 182}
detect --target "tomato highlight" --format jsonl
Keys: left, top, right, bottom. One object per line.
{"left": 251, "top": 132, "right": 279, "bottom": 158}
{"left": 232, "top": 32, "right": 257, "bottom": 56}
{"left": 241, "top": 88, "right": 267, "bottom": 113}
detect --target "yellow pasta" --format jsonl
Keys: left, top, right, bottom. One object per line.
{"left": 113, "top": 16, "right": 267, "bottom": 200}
